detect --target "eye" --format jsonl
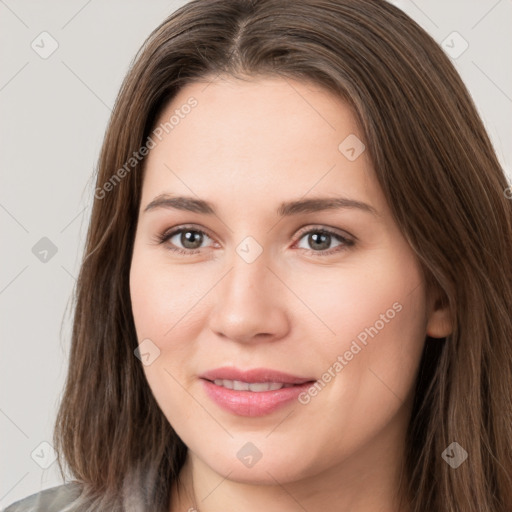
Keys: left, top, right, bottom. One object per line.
{"left": 153, "top": 225, "right": 355, "bottom": 257}
{"left": 294, "top": 227, "right": 354, "bottom": 256}
{"left": 153, "top": 225, "right": 215, "bottom": 255}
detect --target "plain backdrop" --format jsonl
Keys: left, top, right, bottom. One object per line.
{"left": 1, "top": 0, "right": 511, "bottom": 508}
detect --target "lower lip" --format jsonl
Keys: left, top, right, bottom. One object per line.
{"left": 200, "top": 379, "right": 315, "bottom": 417}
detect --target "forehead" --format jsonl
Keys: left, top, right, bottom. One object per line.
{"left": 141, "top": 76, "right": 381, "bottom": 213}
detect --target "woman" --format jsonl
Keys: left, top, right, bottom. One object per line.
{"left": 5, "top": 0, "right": 511, "bottom": 510}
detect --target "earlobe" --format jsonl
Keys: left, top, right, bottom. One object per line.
{"left": 426, "top": 295, "right": 453, "bottom": 338}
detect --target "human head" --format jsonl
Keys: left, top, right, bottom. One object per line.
{"left": 54, "top": 1, "right": 512, "bottom": 510}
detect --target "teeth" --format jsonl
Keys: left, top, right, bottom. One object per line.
{"left": 212, "top": 379, "right": 296, "bottom": 392}
{"left": 234, "top": 380, "right": 250, "bottom": 391}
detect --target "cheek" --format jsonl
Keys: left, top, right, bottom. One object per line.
{"left": 298, "top": 246, "right": 427, "bottom": 399}
{"left": 284, "top": 258, "right": 426, "bottom": 468}
{"left": 299, "top": 251, "right": 427, "bottom": 429}
{"left": 129, "top": 257, "right": 198, "bottom": 426}
{"left": 292, "top": 246, "right": 426, "bottom": 358}
{"left": 129, "top": 249, "right": 211, "bottom": 403}
{"left": 129, "top": 249, "right": 206, "bottom": 342}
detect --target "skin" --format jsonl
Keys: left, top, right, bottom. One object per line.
{"left": 129, "top": 76, "right": 452, "bottom": 512}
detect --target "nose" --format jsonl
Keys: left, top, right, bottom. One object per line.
{"left": 208, "top": 251, "right": 290, "bottom": 345}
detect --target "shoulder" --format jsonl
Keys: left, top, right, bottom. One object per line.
{"left": 2, "top": 482, "right": 83, "bottom": 512}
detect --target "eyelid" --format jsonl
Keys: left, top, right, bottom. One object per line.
{"left": 293, "top": 224, "right": 355, "bottom": 242}
{"left": 158, "top": 223, "right": 214, "bottom": 239}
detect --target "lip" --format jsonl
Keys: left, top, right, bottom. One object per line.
{"left": 199, "top": 367, "right": 316, "bottom": 417}
{"left": 199, "top": 367, "right": 315, "bottom": 385}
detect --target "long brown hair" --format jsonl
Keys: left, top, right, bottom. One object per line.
{"left": 53, "top": 0, "right": 512, "bottom": 510}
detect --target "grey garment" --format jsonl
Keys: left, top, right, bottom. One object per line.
{"left": 2, "top": 483, "right": 83, "bottom": 512}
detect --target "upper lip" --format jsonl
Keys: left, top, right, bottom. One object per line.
{"left": 200, "top": 367, "right": 316, "bottom": 385}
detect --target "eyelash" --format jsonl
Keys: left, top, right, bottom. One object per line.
{"left": 152, "top": 224, "right": 355, "bottom": 257}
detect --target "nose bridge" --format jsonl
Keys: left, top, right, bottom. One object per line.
{"left": 221, "top": 239, "right": 272, "bottom": 306}
{"left": 208, "top": 237, "right": 289, "bottom": 342}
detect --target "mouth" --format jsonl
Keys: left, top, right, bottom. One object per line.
{"left": 199, "top": 366, "right": 315, "bottom": 386}
{"left": 199, "top": 367, "right": 317, "bottom": 416}
{"left": 206, "top": 379, "right": 301, "bottom": 392}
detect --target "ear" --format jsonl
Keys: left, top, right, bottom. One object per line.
{"left": 426, "top": 293, "right": 453, "bottom": 338}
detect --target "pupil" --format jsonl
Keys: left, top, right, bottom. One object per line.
{"left": 310, "top": 232, "right": 330, "bottom": 250}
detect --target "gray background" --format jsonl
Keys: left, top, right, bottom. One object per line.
{"left": 1, "top": 0, "right": 511, "bottom": 508}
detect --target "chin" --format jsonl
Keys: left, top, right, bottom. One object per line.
{"left": 193, "top": 439, "right": 317, "bottom": 485}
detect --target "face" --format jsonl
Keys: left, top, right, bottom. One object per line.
{"left": 129, "top": 76, "right": 446, "bottom": 486}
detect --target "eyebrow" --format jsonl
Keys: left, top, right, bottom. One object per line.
{"left": 143, "top": 194, "right": 378, "bottom": 217}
